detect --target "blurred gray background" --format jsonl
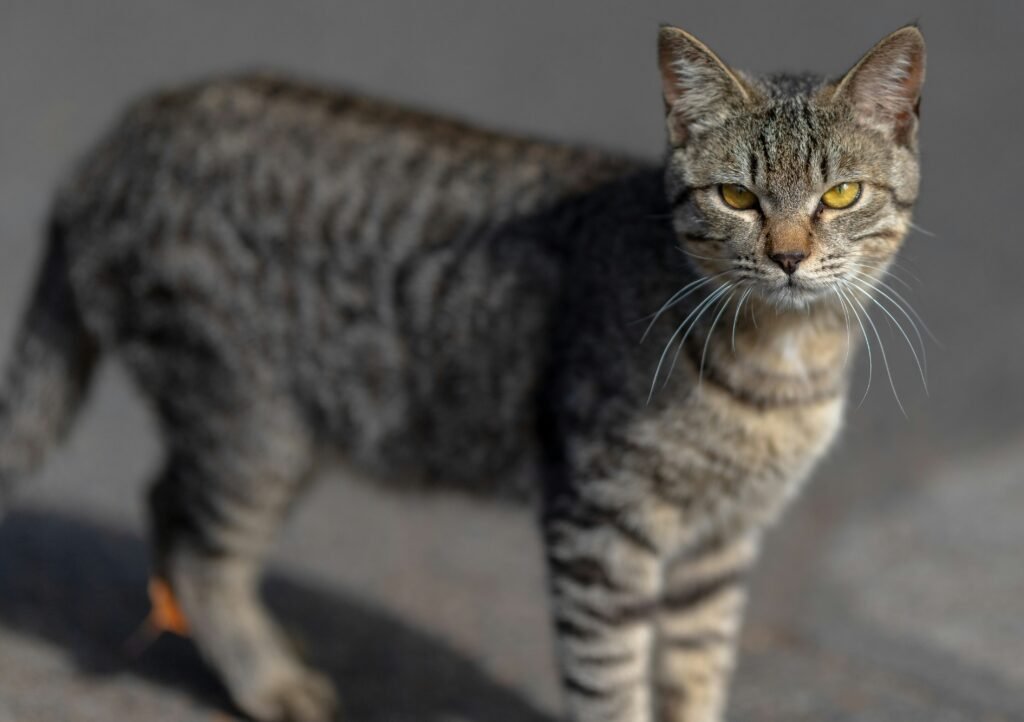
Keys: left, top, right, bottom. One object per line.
{"left": 1, "top": 2, "right": 1022, "bottom": 721}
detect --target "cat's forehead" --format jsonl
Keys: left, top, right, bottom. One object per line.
{"left": 745, "top": 98, "right": 835, "bottom": 181}
{"left": 689, "top": 91, "right": 871, "bottom": 190}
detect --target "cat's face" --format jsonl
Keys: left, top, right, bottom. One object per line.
{"left": 658, "top": 26, "right": 925, "bottom": 310}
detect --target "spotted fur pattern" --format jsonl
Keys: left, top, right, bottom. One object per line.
{"left": 0, "top": 25, "right": 924, "bottom": 722}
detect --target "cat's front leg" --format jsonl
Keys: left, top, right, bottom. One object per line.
{"left": 544, "top": 480, "right": 759, "bottom": 722}
{"left": 543, "top": 493, "right": 666, "bottom": 722}
{"left": 653, "top": 534, "right": 759, "bottom": 722}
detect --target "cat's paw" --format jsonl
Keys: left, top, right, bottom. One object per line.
{"left": 237, "top": 666, "right": 339, "bottom": 722}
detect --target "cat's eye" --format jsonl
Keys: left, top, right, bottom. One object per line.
{"left": 820, "top": 182, "right": 862, "bottom": 209}
{"left": 720, "top": 184, "right": 758, "bottom": 210}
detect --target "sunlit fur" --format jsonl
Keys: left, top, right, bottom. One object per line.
{"left": 665, "top": 79, "right": 918, "bottom": 310}
{"left": 657, "top": 26, "right": 927, "bottom": 418}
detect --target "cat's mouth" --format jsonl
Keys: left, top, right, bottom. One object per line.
{"left": 759, "top": 275, "right": 830, "bottom": 309}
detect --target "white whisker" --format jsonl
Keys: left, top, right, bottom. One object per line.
{"left": 731, "top": 286, "right": 753, "bottom": 352}
{"left": 677, "top": 247, "right": 729, "bottom": 263}
{"left": 845, "top": 275, "right": 928, "bottom": 394}
{"left": 647, "top": 282, "right": 732, "bottom": 402}
{"left": 852, "top": 256, "right": 925, "bottom": 288}
{"left": 638, "top": 270, "right": 732, "bottom": 342}
{"left": 665, "top": 283, "right": 734, "bottom": 390}
{"left": 909, "top": 221, "right": 935, "bottom": 237}
{"left": 836, "top": 284, "right": 873, "bottom": 408}
{"left": 847, "top": 270, "right": 933, "bottom": 365}
{"left": 831, "top": 284, "right": 853, "bottom": 369}
{"left": 848, "top": 268, "right": 940, "bottom": 346}
{"left": 699, "top": 289, "right": 736, "bottom": 388}
{"left": 842, "top": 281, "right": 907, "bottom": 417}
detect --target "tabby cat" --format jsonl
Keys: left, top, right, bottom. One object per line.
{"left": 0, "top": 23, "right": 925, "bottom": 722}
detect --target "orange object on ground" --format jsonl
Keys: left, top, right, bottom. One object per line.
{"left": 147, "top": 577, "right": 189, "bottom": 636}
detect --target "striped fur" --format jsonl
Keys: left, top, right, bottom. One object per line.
{"left": 0, "top": 25, "right": 924, "bottom": 722}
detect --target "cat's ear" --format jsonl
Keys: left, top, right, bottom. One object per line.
{"left": 834, "top": 25, "right": 926, "bottom": 145}
{"left": 658, "top": 25, "right": 751, "bottom": 147}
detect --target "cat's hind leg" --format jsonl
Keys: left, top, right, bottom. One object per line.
{"left": 148, "top": 396, "right": 337, "bottom": 722}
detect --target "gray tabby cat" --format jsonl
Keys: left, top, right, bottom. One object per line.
{"left": 0, "top": 22, "right": 925, "bottom": 722}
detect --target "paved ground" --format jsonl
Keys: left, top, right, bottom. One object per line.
{"left": 2, "top": 2, "right": 1023, "bottom": 721}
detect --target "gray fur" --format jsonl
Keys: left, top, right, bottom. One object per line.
{"left": 0, "top": 25, "right": 925, "bottom": 722}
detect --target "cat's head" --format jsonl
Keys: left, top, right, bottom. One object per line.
{"left": 658, "top": 25, "right": 925, "bottom": 309}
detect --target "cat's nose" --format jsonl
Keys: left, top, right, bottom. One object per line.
{"left": 770, "top": 251, "right": 806, "bottom": 275}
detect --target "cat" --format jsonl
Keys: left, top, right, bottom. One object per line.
{"left": 0, "top": 22, "right": 925, "bottom": 722}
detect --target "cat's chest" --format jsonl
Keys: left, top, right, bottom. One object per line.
{"left": 628, "top": 388, "right": 846, "bottom": 534}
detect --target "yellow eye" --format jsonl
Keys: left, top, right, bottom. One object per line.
{"left": 720, "top": 184, "right": 758, "bottom": 210}
{"left": 821, "top": 182, "right": 862, "bottom": 209}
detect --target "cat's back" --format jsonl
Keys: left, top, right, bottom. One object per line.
{"left": 54, "top": 73, "right": 642, "bottom": 492}
{"left": 56, "top": 73, "right": 638, "bottom": 332}
{"left": 58, "top": 72, "right": 633, "bottom": 226}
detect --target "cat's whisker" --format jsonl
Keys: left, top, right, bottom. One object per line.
{"left": 699, "top": 289, "right": 736, "bottom": 388}
{"left": 638, "top": 270, "right": 732, "bottom": 341}
{"left": 909, "top": 221, "right": 936, "bottom": 237}
{"left": 668, "top": 282, "right": 733, "bottom": 388}
{"left": 844, "top": 259, "right": 910, "bottom": 289}
{"left": 847, "top": 262, "right": 913, "bottom": 298}
{"left": 666, "top": 282, "right": 735, "bottom": 387}
{"left": 848, "top": 268, "right": 940, "bottom": 347}
{"left": 842, "top": 281, "right": 906, "bottom": 417}
{"left": 659, "top": 282, "right": 733, "bottom": 391}
{"left": 731, "top": 286, "right": 753, "bottom": 353}
{"left": 844, "top": 275, "right": 928, "bottom": 394}
{"left": 850, "top": 263, "right": 916, "bottom": 293}
{"left": 847, "top": 270, "right": 933, "bottom": 372}
{"left": 830, "top": 284, "right": 853, "bottom": 369}
{"left": 677, "top": 247, "right": 729, "bottom": 263}
{"left": 647, "top": 282, "right": 732, "bottom": 402}
{"left": 847, "top": 269, "right": 935, "bottom": 351}
{"left": 639, "top": 277, "right": 714, "bottom": 337}
{"left": 851, "top": 256, "right": 925, "bottom": 288}
{"left": 836, "top": 284, "right": 873, "bottom": 408}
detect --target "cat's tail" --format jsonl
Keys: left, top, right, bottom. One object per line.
{"left": 0, "top": 218, "right": 99, "bottom": 512}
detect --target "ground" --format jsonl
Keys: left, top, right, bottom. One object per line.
{"left": 2, "top": 391, "right": 1023, "bottom": 721}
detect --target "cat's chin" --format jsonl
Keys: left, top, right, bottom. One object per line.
{"left": 757, "top": 280, "right": 830, "bottom": 311}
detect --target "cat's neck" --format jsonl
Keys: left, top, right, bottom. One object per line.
{"left": 685, "top": 293, "right": 853, "bottom": 407}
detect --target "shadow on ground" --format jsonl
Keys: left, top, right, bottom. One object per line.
{"left": 0, "top": 509, "right": 556, "bottom": 722}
